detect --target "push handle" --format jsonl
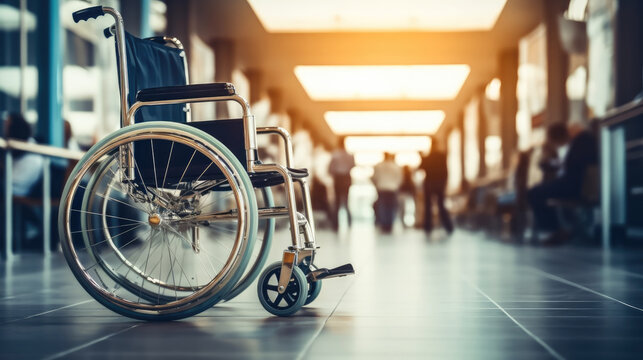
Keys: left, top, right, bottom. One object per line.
{"left": 72, "top": 6, "right": 105, "bottom": 23}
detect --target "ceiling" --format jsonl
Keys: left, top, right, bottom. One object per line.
{"left": 189, "top": 0, "right": 543, "bottom": 146}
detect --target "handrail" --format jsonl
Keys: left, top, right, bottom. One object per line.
{"left": 2, "top": 138, "right": 86, "bottom": 260}
{"left": 0, "top": 137, "right": 85, "bottom": 160}
{"left": 598, "top": 97, "right": 643, "bottom": 128}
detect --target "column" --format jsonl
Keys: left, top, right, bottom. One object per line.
{"left": 209, "top": 39, "right": 235, "bottom": 119}
{"left": 499, "top": 48, "right": 518, "bottom": 170}
{"left": 35, "top": 0, "right": 62, "bottom": 147}
{"left": 544, "top": 0, "right": 570, "bottom": 125}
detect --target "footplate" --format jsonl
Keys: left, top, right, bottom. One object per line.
{"left": 307, "top": 264, "right": 355, "bottom": 282}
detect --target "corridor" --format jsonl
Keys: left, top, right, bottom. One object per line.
{"left": 2, "top": 225, "right": 643, "bottom": 359}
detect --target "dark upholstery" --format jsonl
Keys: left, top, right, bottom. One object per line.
{"left": 136, "top": 83, "right": 235, "bottom": 102}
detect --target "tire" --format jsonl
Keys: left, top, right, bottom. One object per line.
{"left": 299, "top": 256, "right": 322, "bottom": 305}
{"left": 59, "top": 121, "right": 258, "bottom": 320}
{"left": 257, "top": 261, "right": 308, "bottom": 317}
{"left": 223, "top": 187, "right": 275, "bottom": 301}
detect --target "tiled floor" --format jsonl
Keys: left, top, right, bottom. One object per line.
{"left": 2, "top": 224, "right": 643, "bottom": 359}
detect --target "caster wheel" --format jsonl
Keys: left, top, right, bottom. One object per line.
{"left": 299, "top": 256, "right": 322, "bottom": 305}
{"left": 304, "top": 279, "right": 322, "bottom": 306}
{"left": 257, "top": 261, "right": 308, "bottom": 317}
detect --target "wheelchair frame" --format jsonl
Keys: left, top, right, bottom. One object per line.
{"left": 61, "top": 6, "right": 352, "bottom": 319}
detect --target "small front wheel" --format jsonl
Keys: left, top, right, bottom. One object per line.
{"left": 299, "top": 256, "right": 322, "bottom": 305}
{"left": 257, "top": 261, "right": 308, "bottom": 317}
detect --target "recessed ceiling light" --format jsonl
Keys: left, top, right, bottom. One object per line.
{"left": 345, "top": 136, "right": 431, "bottom": 153}
{"left": 247, "top": 0, "right": 507, "bottom": 32}
{"left": 325, "top": 111, "right": 444, "bottom": 135}
{"left": 295, "top": 65, "right": 470, "bottom": 101}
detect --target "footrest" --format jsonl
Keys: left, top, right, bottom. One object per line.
{"left": 307, "top": 263, "right": 355, "bottom": 282}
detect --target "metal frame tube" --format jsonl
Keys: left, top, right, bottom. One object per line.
{"left": 294, "top": 178, "right": 315, "bottom": 240}
{"left": 103, "top": 7, "right": 129, "bottom": 130}
{"left": 127, "top": 94, "right": 257, "bottom": 171}
{"left": 254, "top": 164, "right": 300, "bottom": 247}
{"left": 256, "top": 127, "right": 294, "bottom": 168}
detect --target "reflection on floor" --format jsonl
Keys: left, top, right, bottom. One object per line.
{"left": 2, "top": 224, "right": 643, "bottom": 359}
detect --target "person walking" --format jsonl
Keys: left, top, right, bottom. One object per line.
{"left": 328, "top": 136, "right": 355, "bottom": 231}
{"left": 372, "top": 152, "right": 403, "bottom": 233}
{"left": 419, "top": 138, "right": 453, "bottom": 234}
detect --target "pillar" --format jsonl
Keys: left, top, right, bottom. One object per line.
{"left": 499, "top": 48, "right": 519, "bottom": 170}
{"left": 209, "top": 39, "right": 235, "bottom": 119}
{"left": 544, "top": 0, "right": 570, "bottom": 125}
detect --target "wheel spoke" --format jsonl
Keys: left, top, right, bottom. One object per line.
{"left": 162, "top": 141, "right": 174, "bottom": 189}
{"left": 274, "top": 293, "right": 284, "bottom": 306}
{"left": 284, "top": 293, "right": 295, "bottom": 306}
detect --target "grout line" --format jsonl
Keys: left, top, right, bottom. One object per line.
{"left": 42, "top": 324, "right": 141, "bottom": 360}
{"left": 4, "top": 299, "right": 94, "bottom": 324}
{"left": 462, "top": 277, "right": 565, "bottom": 360}
{"left": 529, "top": 268, "right": 643, "bottom": 312}
{"left": 0, "top": 288, "right": 52, "bottom": 301}
{"left": 296, "top": 278, "right": 354, "bottom": 360}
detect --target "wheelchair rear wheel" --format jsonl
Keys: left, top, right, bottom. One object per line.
{"left": 222, "top": 187, "right": 275, "bottom": 302}
{"left": 59, "top": 122, "right": 258, "bottom": 320}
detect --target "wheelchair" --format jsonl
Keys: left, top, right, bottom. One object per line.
{"left": 59, "top": 6, "right": 354, "bottom": 321}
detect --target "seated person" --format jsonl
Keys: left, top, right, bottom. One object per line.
{"left": 2, "top": 113, "right": 45, "bottom": 250}
{"left": 538, "top": 124, "right": 567, "bottom": 183}
{"left": 527, "top": 122, "right": 598, "bottom": 244}
{"left": 3, "top": 112, "right": 44, "bottom": 197}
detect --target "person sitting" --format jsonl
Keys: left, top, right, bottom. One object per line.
{"left": 3, "top": 112, "right": 44, "bottom": 197}
{"left": 527, "top": 122, "right": 598, "bottom": 244}
{"left": 2, "top": 112, "right": 45, "bottom": 251}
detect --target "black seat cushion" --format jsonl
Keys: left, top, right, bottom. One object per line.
{"left": 136, "top": 83, "right": 236, "bottom": 102}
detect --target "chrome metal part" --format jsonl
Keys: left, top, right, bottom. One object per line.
{"left": 278, "top": 250, "right": 296, "bottom": 294}
{"left": 253, "top": 163, "right": 300, "bottom": 247}
{"left": 294, "top": 178, "right": 316, "bottom": 240}
{"left": 102, "top": 7, "right": 129, "bottom": 130}
{"left": 191, "top": 226, "right": 200, "bottom": 254}
{"left": 256, "top": 127, "right": 294, "bottom": 168}
{"left": 127, "top": 94, "right": 256, "bottom": 173}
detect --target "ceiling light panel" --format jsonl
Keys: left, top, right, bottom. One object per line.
{"left": 295, "top": 65, "right": 470, "bottom": 101}
{"left": 345, "top": 136, "right": 431, "bottom": 153}
{"left": 325, "top": 110, "right": 444, "bottom": 135}
{"left": 247, "top": 0, "right": 507, "bottom": 32}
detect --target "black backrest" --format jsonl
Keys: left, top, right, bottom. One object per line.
{"left": 122, "top": 32, "right": 187, "bottom": 123}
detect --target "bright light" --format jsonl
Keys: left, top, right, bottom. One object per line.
{"left": 295, "top": 65, "right": 470, "bottom": 101}
{"left": 248, "top": 0, "right": 507, "bottom": 32}
{"left": 325, "top": 111, "right": 444, "bottom": 135}
{"left": 395, "top": 152, "right": 422, "bottom": 167}
{"left": 345, "top": 136, "right": 431, "bottom": 153}
{"left": 485, "top": 78, "right": 501, "bottom": 101}
{"left": 354, "top": 152, "right": 384, "bottom": 167}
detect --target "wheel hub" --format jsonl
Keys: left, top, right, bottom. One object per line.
{"left": 148, "top": 213, "right": 162, "bottom": 226}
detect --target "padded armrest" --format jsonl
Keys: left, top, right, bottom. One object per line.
{"left": 136, "top": 83, "right": 236, "bottom": 102}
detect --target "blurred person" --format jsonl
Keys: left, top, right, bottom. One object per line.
{"left": 312, "top": 144, "right": 334, "bottom": 228}
{"left": 328, "top": 136, "right": 355, "bottom": 231}
{"left": 372, "top": 152, "right": 403, "bottom": 233}
{"left": 538, "top": 123, "right": 569, "bottom": 183}
{"left": 1, "top": 112, "right": 45, "bottom": 250}
{"left": 398, "top": 165, "right": 416, "bottom": 227}
{"left": 527, "top": 122, "right": 598, "bottom": 244}
{"left": 2, "top": 112, "right": 44, "bottom": 197}
{"left": 419, "top": 137, "right": 453, "bottom": 234}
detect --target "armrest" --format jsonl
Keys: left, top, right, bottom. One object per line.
{"left": 256, "top": 127, "right": 294, "bottom": 168}
{"left": 136, "top": 83, "right": 235, "bottom": 102}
